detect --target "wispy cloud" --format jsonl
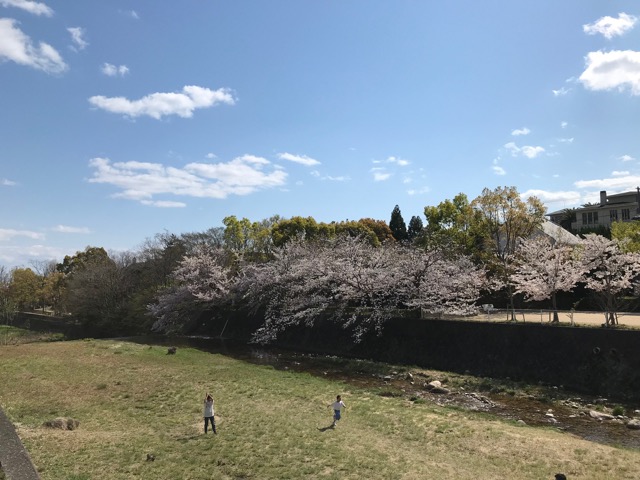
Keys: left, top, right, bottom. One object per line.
{"left": 561, "top": 121, "right": 568, "bottom": 129}
{"left": 0, "top": 0, "right": 53, "bottom": 16}
{"left": 88, "top": 86, "right": 235, "bottom": 119}
{"left": 1, "top": 178, "right": 17, "bottom": 186}
{"left": 504, "top": 142, "right": 545, "bottom": 159}
{"left": 521, "top": 189, "right": 582, "bottom": 206}
{"left": 511, "top": 127, "right": 530, "bottom": 136}
{"left": 579, "top": 50, "right": 640, "bottom": 95}
{"left": 87, "top": 155, "right": 287, "bottom": 205}
{"left": 52, "top": 225, "right": 91, "bottom": 234}
{"left": 583, "top": 13, "right": 638, "bottom": 39}
{"left": 0, "top": 228, "right": 44, "bottom": 241}
{"left": 407, "top": 186, "right": 430, "bottom": 196}
{"left": 552, "top": 87, "right": 570, "bottom": 97}
{"left": 119, "top": 9, "right": 138, "bottom": 19}
{"left": 557, "top": 137, "right": 574, "bottom": 144}
{"left": 67, "top": 27, "right": 88, "bottom": 51}
{"left": 277, "top": 152, "right": 321, "bottom": 166}
{"left": 371, "top": 168, "right": 391, "bottom": 181}
{"left": 373, "top": 156, "right": 410, "bottom": 166}
{"left": 101, "top": 63, "right": 129, "bottom": 77}
{"left": 0, "top": 18, "right": 67, "bottom": 74}
{"left": 612, "top": 171, "right": 630, "bottom": 177}
{"left": 492, "top": 159, "right": 505, "bottom": 175}
{"left": 619, "top": 154, "right": 635, "bottom": 162}
{"left": 140, "top": 200, "right": 186, "bottom": 208}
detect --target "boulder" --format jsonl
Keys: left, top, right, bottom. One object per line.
{"left": 626, "top": 419, "right": 640, "bottom": 430}
{"left": 588, "top": 410, "right": 614, "bottom": 421}
{"left": 43, "top": 417, "right": 80, "bottom": 430}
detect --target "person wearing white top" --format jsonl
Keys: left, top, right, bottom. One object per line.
{"left": 328, "top": 395, "right": 346, "bottom": 427}
{"left": 203, "top": 393, "right": 216, "bottom": 434}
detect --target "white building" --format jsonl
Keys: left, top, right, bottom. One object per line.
{"left": 547, "top": 189, "right": 640, "bottom": 232}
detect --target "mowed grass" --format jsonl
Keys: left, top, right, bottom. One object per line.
{"left": 1, "top": 340, "right": 640, "bottom": 480}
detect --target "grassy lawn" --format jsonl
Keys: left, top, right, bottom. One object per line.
{"left": 0, "top": 325, "right": 63, "bottom": 346}
{"left": 1, "top": 340, "right": 640, "bottom": 479}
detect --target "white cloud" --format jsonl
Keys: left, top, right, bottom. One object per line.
{"left": 140, "top": 200, "right": 186, "bottom": 208}
{"left": 521, "top": 189, "right": 582, "bottom": 206}
{"left": 492, "top": 165, "right": 506, "bottom": 175}
{"left": 583, "top": 13, "right": 638, "bottom": 39}
{"left": 67, "top": 27, "right": 88, "bottom": 51}
{"left": 561, "top": 121, "right": 568, "bottom": 129}
{"left": 88, "top": 155, "right": 288, "bottom": 205}
{"left": 552, "top": 87, "right": 570, "bottom": 97}
{"left": 0, "top": 228, "right": 44, "bottom": 241}
{"left": 52, "top": 225, "right": 90, "bottom": 234}
{"left": 385, "top": 156, "right": 410, "bottom": 166}
{"left": 619, "top": 154, "right": 635, "bottom": 162}
{"left": 372, "top": 170, "right": 391, "bottom": 181}
{"left": 0, "top": 244, "right": 67, "bottom": 267}
{"left": 407, "top": 187, "right": 430, "bottom": 196}
{"left": 504, "top": 142, "right": 545, "bottom": 158}
{"left": 579, "top": 50, "right": 640, "bottom": 95}
{"left": 88, "top": 86, "right": 236, "bottom": 119}
{"left": 277, "top": 152, "right": 321, "bottom": 166}
{"left": 612, "top": 171, "right": 630, "bottom": 176}
{"left": 575, "top": 174, "right": 640, "bottom": 190}
{"left": 558, "top": 137, "right": 574, "bottom": 144}
{"left": 205, "top": 153, "right": 217, "bottom": 159}
{"left": 1, "top": 178, "right": 17, "bottom": 186}
{"left": 0, "top": 0, "right": 53, "bottom": 16}
{"left": 0, "top": 18, "right": 67, "bottom": 74}
{"left": 101, "top": 63, "right": 129, "bottom": 77}
{"left": 511, "top": 127, "right": 530, "bottom": 136}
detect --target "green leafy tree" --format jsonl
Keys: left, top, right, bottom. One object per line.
{"left": 471, "top": 186, "right": 546, "bottom": 320}
{"left": 389, "top": 205, "right": 408, "bottom": 241}
{"left": 611, "top": 220, "right": 640, "bottom": 253}
{"left": 423, "top": 193, "right": 481, "bottom": 255}
{"left": 9, "top": 268, "right": 39, "bottom": 310}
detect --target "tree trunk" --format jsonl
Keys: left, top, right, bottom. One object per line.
{"left": 551, "top": 293, "right": 559, "bottom": 323}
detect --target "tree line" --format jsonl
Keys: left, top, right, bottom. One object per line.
{"left": 3, "top": 186, "right": 640, "bottom": 340}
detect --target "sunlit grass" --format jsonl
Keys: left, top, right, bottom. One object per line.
{"left": 1, "top": 339, "right": 639, "bottom": 479}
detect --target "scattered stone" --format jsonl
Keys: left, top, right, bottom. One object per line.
{"left": 425, "top": 380, "right": 450, "bottom": 394}
{"left": 167, "top": 346, "right": 177, "bottom": 355}
{"left": 516, "top": 419, "right": 527, "bottom": 426}
{"left": 43, "top": 417, "right": 80, "bottom": 430}
{"left": 589, "top": 410, "right": 614, "bottom": 421}
{"left": 405, "top": 372, "right": 414, "bottom": 381}
{"left": 146, "top": 453, "right": 155, "bottom": 461}
{"left": 627, "top": 419, "right": 640, "bottom": 430}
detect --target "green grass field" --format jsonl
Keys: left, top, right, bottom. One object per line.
{"left": 1, "top": 336, "right": 640, "bottom": 479}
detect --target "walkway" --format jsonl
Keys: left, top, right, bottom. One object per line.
{"left": 0, "top": 407, "right": 40, "bottom": 479}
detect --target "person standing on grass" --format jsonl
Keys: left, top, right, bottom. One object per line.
{"left": 203, "top": 393, "right": 216, "bottom": 434}
{"left": 329, "top": 395, "right": 346, "bottom": 427}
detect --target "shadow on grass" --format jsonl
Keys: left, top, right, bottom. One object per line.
{"left": 317, "top": 424, "right": 335, "bottom": 432}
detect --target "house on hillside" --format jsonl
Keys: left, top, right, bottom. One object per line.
{"left": 547, "top": 189, "right": 640, "bottom": 233}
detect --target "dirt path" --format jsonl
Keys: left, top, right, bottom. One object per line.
{"left": 472, "top": 310, "right": 640, "bottom": 328}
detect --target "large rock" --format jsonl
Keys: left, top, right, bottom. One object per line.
{"left": 588, "top": 410, "right": 614, "bottom": 421}
{"left": 43, "top": 417, "right": 80, "bottom": 430}
{"left": 425, "top": 380, "right": 450, "bottom": 394}
{"left": 627, "top": 419, "right": 640, "bottom": 430}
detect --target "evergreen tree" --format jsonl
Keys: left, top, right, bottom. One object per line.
{"left": 389, "top": 205, "right": 408, "bottom": 241}
{"left": 407, "top": 216, "right": 424, "bottom": 241}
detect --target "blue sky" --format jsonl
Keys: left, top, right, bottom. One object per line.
{"left": 2, "top": 1, "right": 640, "bottom": 269}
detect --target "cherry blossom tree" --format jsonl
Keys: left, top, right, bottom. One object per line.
{"left": 240, "top": 235, "right": 485, "bottom": 343}
{"left": 149, "top": 245, "right": 236, "bottom": 333}
{"left": 579, "top": 234, "right": 640, "bottom": 326}
{"left": 511, "top": 236, "right": 584, "bottom": 323}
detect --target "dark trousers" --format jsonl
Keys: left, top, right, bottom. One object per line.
{"left": 204, "top": 416, "right": 216, "bottom": 433}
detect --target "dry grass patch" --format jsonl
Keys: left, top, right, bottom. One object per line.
{"left": 1, "top": 339, "right": 640, "bottom": 479}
